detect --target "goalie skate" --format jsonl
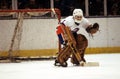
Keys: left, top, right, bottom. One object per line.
{"left": 54, "top": 45, "right": 72, "bottom": 67}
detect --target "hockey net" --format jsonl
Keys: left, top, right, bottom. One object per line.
{"left": 0, "top": 9, "right": 61, "bottom": 61}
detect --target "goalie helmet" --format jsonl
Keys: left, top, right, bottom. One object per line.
{"left": 73, "top": 9, "right": 83, "bottom": 23}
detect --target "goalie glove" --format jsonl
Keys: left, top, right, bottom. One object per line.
{"left": 86, "top": 23, "right": 99, "bottom": 34}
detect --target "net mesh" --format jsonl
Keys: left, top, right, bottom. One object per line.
{"left": 0, "top": 9, "right": 61, "bottom": 60}
{"left": 0, "top": 9, "right": 61, "bottom": 20}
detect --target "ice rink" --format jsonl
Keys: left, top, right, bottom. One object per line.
{"left": 0, "top": 53, "right": 120, "bottom": 79}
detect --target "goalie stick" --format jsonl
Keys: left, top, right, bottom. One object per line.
{"left": 64, "top": 26, "right": 81, "bottom": 63}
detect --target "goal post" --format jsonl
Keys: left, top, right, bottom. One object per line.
{"left": 0, "top": 9, "right": 61, "bottom": 60}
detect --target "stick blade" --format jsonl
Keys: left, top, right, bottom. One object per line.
{"left": 80, "top": 62, "right": 99, "bottom": 67}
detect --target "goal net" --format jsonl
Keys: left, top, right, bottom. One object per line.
{"left": 0, "top": 9, "right": 61, "bottom": 60}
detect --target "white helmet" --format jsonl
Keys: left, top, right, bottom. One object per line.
{"left": 73, "top": 9, "right": 83, "bottom": 23}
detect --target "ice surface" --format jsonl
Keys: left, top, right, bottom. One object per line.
{"left": 0, "top": 53, "right": 120, "bottom": 79}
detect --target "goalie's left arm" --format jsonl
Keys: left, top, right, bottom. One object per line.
{"left": 86, "top": 23, "right": 99, "bottom": 34}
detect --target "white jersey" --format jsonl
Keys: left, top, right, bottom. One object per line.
{"left": 61, "top": 16, "right": 91, "bottom": 31}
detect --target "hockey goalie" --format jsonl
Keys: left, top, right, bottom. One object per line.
{"left": 54, "top": 9, "right": 99, "bottom": 67}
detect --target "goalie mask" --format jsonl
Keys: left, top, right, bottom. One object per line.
{"left": 73, "top": 9, "right": 83, "bottom": 24}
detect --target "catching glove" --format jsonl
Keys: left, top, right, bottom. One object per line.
{"left": 86, "top": 23, "right": 99, "bottom": 34}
